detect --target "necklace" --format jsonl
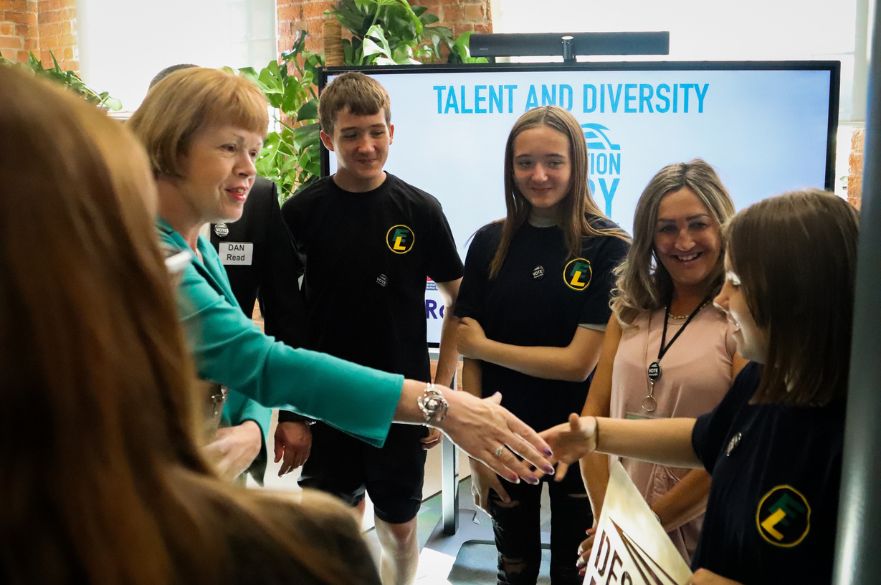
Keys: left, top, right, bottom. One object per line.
{"left": 642, "top": 296, "right": 712, "bottom": 413}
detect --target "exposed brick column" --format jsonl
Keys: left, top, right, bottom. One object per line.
{"left": 276, "top": 0, "right": 493, "bottom": 62}
{"left": 0, "top": 0, "right": 78, "bottom": 70}
{"left": 848, "top": 129, "right": 864, "bottom": 210}
{"left": 0, "top": 0, "right": 38, "bottom": 63}
{"left": 420, "top": 0, "right": 493, "bottom": 34}
{"left": 36, "top": 0, "right": 78, "bottom": 69}
{"left": 277, "top": 0, "right": 335, "bottom": 55}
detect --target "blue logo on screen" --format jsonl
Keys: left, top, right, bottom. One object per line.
{"left": 582, "top": 123, "right": 621, "bottom": 217}
{"left": 582, "top": 123, "right": 621, "bottom": 152}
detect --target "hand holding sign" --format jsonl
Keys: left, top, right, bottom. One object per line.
{"left": 583, "top": 462, "right": 692, "bottom": 585}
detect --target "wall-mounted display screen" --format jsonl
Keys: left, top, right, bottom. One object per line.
{"left": 322, "top": 62, "right": 839, "bottom": 345}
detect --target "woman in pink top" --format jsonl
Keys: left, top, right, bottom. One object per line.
{"left": 577, "top": 160, "right": 747, "bottom": 569}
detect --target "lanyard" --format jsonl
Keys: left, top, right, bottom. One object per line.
{"left": 657, "top": 296, "right": 711, "bottom": 362}
{"left": 642, "top": 295, "right": 712, "bottom": 413}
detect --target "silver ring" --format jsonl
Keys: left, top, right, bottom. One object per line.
{"left": 494, "top": 446, "right": 504, "bottom": 457}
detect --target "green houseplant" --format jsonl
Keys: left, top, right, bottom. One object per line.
{"left": 0, "top": 50, "right": 122, "bottom": 111}
{"left": 241, "top": 3, "right": 485, "bottom": 200}
{"left": 327, "top": 0, "right": 486, "bottom": 65}
{"left": 235, "top": 32, "right": 323, "bottom": 199}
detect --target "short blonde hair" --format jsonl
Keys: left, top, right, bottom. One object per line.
{"left": 129, "top": 67, "right": 268, "bottom": 178}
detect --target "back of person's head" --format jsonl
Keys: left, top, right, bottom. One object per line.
{"left": 0, "top": 65, "right": 381, "bottom": 585}
{"left": 613, "top": 159, "right": 735, "bottom": 324}
{"left": 318, "top": 71, "right": 391, "bottom": 134}
{"left": 149, "top": 63, "right": 198, "bottom": 89}
{"left": 0, "top": 63, "right": 208, "bottom": 585}
{"left": 725, "top": 189, "right": 858, "bottom": 405}
{"left": 129, "top": 67, "right": 268, "bottom": 178}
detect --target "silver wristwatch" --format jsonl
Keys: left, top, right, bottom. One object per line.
{"left": 417, "top": 384, "right": 448, "bottom": 425}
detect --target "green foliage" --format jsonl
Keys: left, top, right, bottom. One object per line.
{"left": 0, "top": 50, "right": 122, "bottom": 111}
{"left": 446, "top": 30, "right": 488, "bottom": 64}
{"left": 234, "top": 32, "right": 324, "bottom": 200}
{"left": 239, "top": 4, "right": 484, "bottom": 199}
{"left": 328, "top": 0, "right": 486, "bottom": 65}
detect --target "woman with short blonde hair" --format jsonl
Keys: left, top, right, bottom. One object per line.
{"left": 0, "top": 64, "right": 382, "bottom": 585}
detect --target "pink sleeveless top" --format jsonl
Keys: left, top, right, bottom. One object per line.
{"left": 609, "top": 305, "right": 736, "bottom": 561}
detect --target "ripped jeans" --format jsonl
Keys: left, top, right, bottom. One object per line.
{"left": 488, "top": 468, "right": 592, "bottom": 585}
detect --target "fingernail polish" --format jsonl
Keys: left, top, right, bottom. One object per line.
{"left": 544, "top": 448, "right": 554, "bottom": 456}
{"left": 542, "top": 465, "right": 555, "bottom": 475}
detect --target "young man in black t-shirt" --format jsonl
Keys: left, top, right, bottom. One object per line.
{"left": 281, "top": 72, "right": 463, "bottom": 585}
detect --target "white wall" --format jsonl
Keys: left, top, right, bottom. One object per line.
{"left": 78, "top": 0, "right": 276, "bottom": 113}
{"left": 491, "top": 0, "right": 862, "bottom": 121}
{"left": 490, "top": 0, "right": 868, "bottom": 194}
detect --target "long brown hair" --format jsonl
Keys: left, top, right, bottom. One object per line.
{"left": 725, "top": 189, "right": 858, "bottom": 406}
{"left": 0, "top": 65, "right": 378, "bottom": 585}
{"left": 490, "top": 106, "right": 626, "bottom": 278}
{"left": 612, "top": 159, "right": 735, "bottom": 325}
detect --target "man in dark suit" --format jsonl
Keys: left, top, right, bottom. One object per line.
{"left": 209, "top": 177, "right": 314, "bottom": 478}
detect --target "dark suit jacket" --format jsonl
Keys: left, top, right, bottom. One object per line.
{"left": 210, "top": 177, "right": 310, "bottom": 476}
{"left": 210, "top": 177, "right": 306, "bottom": 347}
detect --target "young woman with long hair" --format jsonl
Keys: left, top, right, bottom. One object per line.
{"left": 455, "top": 106, "right": 629, "bottom": 584}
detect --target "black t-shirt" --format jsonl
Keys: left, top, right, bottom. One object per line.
{"left": 281, "top": 173, "right": 463, "bottom": 381}
{"left": 455, "top": 218, "right": 629, "bottom": 431}
{"left": 691, "top": 362, "right": 845, "bottom": 584}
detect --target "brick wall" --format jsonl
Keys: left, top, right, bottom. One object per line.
{"left": 36, "top": 0, "right": 77, "bottom": 68}
{"left": 848, "top": 129, "right": 864, "bottom": 210}
{"left": 0, "top": 0, "right": 37, "bottom": 62}
{"left": 4, "top": 0, "right": 490, "bottom": 73}
{"left": 277, "top": 0, "right": 334, "bottom": 55}
{"left": 277, "top": 0, "right": 493, "bottom": 59}
{"left": 0, "top": 0, "right": 77, "bottom": 69}
{"left": 418, "top": 0, "right": 493, "bottom": 34}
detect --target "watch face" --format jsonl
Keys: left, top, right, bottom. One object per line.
{"left": 419, "top": 386, "right": 448, "bottom": 423}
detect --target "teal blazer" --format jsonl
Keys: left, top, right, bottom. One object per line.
{"left": 157, "top": 219, "right": 402, "bottom": 447}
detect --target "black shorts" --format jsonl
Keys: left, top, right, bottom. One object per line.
{"left": 298, "top": 422, "right": 428, "bottom": 524}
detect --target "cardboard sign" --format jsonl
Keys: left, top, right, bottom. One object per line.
{"left": 583, "top": 461, "right": 693, "bottom": 585}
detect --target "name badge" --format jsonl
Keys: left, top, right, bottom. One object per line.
{"left": 218, "top": 242, "right": 254, "bottom": 266}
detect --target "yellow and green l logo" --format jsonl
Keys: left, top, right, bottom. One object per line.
{"left": 563, "top": 257, "right": 592, "bottom": 291}
{"left": 386, "top": 224, "right": 415, "bottom": 254}
{"left": 756, "top": 485, "right": 811, "bottom": 548}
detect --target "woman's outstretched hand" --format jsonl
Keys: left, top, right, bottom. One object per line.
{"left": 540, "top": 413, "right": 598, "bottom": 481}
{"left": 441, "top": 391, "right": 555, "bottom": 485}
